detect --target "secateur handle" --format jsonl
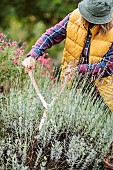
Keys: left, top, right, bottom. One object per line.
{"left": 28, "top": 70, "right": 48, "bottom": 109}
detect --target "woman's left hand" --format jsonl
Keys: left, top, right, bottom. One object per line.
{"left": 64, "top": 64, "right": 78, "bottom": 79}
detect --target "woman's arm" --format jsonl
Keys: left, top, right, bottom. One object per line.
{"left": 78, "top": 44, "right": 113, "bottom": 78}
{"left": 27, "top": 13, "right": 71, "bottom": 60}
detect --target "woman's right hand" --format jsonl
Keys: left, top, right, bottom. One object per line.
{"left": 22, "top": 56, "right": 36, "bottom": 73}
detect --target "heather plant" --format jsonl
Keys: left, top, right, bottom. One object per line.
{"left": 0, "top": 33, "right": 57, "bottom": 92}
{"left": 0, "top": 33, "right": 27, "bottom": 92}
{"left": 1, "top": 69, "right": 113, "bottom": 170}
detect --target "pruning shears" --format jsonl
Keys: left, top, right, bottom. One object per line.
{"left": 28, "top": 70, "right": 69, "bottom": 131}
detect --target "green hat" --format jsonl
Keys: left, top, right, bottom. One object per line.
{"left": 78, "top": 0, "right": 113, "bottom": 24}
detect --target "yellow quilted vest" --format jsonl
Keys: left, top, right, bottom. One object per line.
{"left": 62, "top": 9, "right": 113, "bottom": 111}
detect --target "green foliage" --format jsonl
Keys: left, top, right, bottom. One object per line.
{"left": 0, "top": 0, "right": 81, "bottom": 28}
{"left": 0, "top": 0, "right": 81, "bottom": 59}
{"left": 1, "top": 70, "right": 113, "bottom": 169}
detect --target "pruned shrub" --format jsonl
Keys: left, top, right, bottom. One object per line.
{"left": 1, "top": 71, "right": 113, "bottom": 170}
{"left": 25, "top": 79, "right": 113, "bottom": 170}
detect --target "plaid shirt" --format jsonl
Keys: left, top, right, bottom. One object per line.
{"left": 27, "top": 13, "right": 113, "bottom": 78}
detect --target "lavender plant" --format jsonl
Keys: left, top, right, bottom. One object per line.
{"left": 30, "top": 81, "right": 113, "bottom": 170}
{"left": 1, "top": 71, "right": 113, "bottom": 170}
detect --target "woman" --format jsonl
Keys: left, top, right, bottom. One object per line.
{"left": 22, "top": 0, "right": 113, "bottom": 111}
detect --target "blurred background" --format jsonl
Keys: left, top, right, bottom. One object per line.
{"left": 0, "top": 0, "right": 81, "bottom": 64}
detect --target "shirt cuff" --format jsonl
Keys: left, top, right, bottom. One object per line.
{"left": 78, "top": 64, "right": 88, "bottom": 73}
{"left": 26, "top": 51, "right": 41, "bottom": 60}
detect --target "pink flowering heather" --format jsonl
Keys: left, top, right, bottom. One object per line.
{"left": 41, "top": 71, "right": 46, "bottom": 75}
{"left": 38, "top": 56, "right": 57, "bottom": 81}
{"left": 38, "top": 57, "right": 51, "bottom": 67}
{"left": 13, "top": 61, "right": 18, "bottom": 65}
{"left": 0, "top": 32, "right": 27, "bottom": 85}
{"left": 0, "top": 32, "right": 57, "bottom": 86}
{"left": 12, "top": 41, "right": 18, "bottom": 46}
{"left": 0, "top": 33, "right": 6, "bottom": 38}
{"left": 0, "top": 33, "right": 26, "bottom": 66}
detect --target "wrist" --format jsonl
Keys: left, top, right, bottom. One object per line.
{"left": 27, "top": 56, "right": 36, "bottom": 62}
{"left": 26, "top": 51, "right": 40, "bottom": 60}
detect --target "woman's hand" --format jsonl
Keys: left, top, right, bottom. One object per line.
{"left": 65, "top": 63, "right": 78, "bottom": 79}
{"left": 22, "top": 56, "right": 36, "bottom": 73}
